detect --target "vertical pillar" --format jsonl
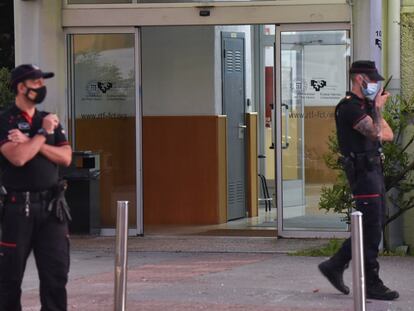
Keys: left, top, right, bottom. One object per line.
{"left": 352, "top": 0, "right": 383, "bottom": 70}
{"left": 13, "top": 0, "right": 66, "bottom": 125}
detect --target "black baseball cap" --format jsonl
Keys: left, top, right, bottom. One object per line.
{"left": 10, "top": 64, "right": 54, "bottom": 90}
{"left": 349, "top": 60, "right": 384, "bottom": 81}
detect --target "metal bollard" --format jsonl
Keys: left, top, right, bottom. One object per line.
{"left": 114, "top": 201, "right": 129, "bottom": 311}
{"left": 351, "top": 211, "right": 366, "bottom": 311}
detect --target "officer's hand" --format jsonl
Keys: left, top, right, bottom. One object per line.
{"left": 8, "top": 129, "right": 30, "bottom": 144}
{"left": 42, "top": 114, "right": 59, "bottom": 134}
{"left": 374, "top": 88, "right": 390, "bottom": 109}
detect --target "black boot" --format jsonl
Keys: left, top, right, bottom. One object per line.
{"left": 365, "top": 262, "right": 400, "bottom": 300}
{"left": 318, "top": 259, "right": 350, "bottom": 295}
{"left": 366, "top": 280, "right": 399, "bottom": 300}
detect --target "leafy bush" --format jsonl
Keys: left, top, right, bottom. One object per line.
{"left": 291, "top": 239, "right": 344, "bottom": 257}
{"left": 0, "top": 67, "right": 13, "bottom": 109}
{"left": 319, "top": 95, "right": 414, "bottom": 247}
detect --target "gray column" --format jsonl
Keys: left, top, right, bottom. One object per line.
{"left": 14, "top": 0, "right": 66, "bottom": 126}
{"left": 352, "top": 0, "right": 383, "bottom": 70}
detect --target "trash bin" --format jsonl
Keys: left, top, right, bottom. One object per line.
{"left": 60, "top": 151, "right": 100, "bottom": 234}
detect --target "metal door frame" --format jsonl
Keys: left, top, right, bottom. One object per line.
{"left": 275, "top": 23, "right": 351, "bottom": 238}
{"left": 65, "top": 27, "right": 143, "bottom": 236}
{"left": 256, "top": 25, "right": 276, "bottom": 186}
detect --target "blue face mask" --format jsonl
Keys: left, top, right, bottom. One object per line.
{"left": 361, "top": 79, "right": 379, "bottom": 101}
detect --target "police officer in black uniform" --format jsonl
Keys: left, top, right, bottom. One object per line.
{"left": 318, "top": 60, "right": 399, "bottom": 301}
{"left": 0, "top": 64, "right": 72, "bottom": 310}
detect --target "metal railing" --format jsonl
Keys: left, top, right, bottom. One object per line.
{"left": 351, "top": 211, "right": 366, "bottom": 311}
{"left": 114, "top": 201, "right": 129, "bottom": 311}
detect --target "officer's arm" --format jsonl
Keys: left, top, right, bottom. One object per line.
{"left": 0, "top": 135, "right": 46, "bottom": 167}
{"left": 353, "top": 116, "right": 394, "bottom": 141}
{"left": 40, "top": 144, "right": 72, "bottom": 167}
{"left": 379, "top": 118, "right": 394, "bottom": 141}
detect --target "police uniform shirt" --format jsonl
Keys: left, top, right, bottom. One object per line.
{"left": 0, "top": 104, "right": 69, "bottom": 191}
{"left": 335, "top": 91, "right": 380, "bottom": 156}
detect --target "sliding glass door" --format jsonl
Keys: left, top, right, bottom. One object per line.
{"left": 276, "top": 24, "right": 351, "bottom": 237}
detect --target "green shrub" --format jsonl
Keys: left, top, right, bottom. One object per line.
{"left": 0, "top": 67, "right": 13, "bottom": 109}
{"left": 319, "top": 94, "right": 414, "bottom": 250}
{"left": 291, "top": 239, "right": 344, "bottom": 257}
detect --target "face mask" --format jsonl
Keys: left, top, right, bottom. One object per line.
{"left": 24, "top": 85, "right": 47, "bottom": 104}
{"left": 361, "top": 79, "right": 379, "bottom": 101}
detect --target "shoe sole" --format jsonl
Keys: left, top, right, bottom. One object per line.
{"left": 367, "top": 293, "right": 399, "bottom": 301}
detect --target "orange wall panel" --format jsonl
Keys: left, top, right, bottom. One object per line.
{"left": 75, "top": 117, "right": 136, "bottom": 227}
{"left": 143, "top": 115, "right": 227, "bottom": 225}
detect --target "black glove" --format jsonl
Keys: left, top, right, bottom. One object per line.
{"left": 48, "top": 180, "right": 72, "bottom": 223}
{"left": 0, "top": 202, "right": 4, "bottom": 223}
{"left": 0, "top": 186, "right": 7, "bottom": 223}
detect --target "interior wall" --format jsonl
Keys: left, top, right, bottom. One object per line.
{"left": 141, "top": 26, "right": 216, "bottom": 116}
{"left": 143, "top": 116, "right": 227, "bottom": 225}
{"left": 141, "top": 26, "right": 226, "bottom": 225}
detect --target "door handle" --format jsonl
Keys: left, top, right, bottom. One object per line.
{"left": 281, "top": 103, "right": 290, "bottom": 149}
{"left": 238, "top": 124, "right": 247, "bottom": 129}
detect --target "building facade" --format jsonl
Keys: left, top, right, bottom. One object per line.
{"left": 13, "top": 0, "right": 411, "bottom": 249}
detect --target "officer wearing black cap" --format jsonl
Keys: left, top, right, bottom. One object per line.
{"left": 318, "top": 60, "right": 399, "bottom": 300}
{"left": 0, "top": 64, "right": 72, "bottom": 310}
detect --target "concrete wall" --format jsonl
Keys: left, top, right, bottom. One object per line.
{"left": 400, "top": 8, "right": 414, "bottom": 252}
{"left": 14, "top": 0, "right": 67, "bottom": 128}
{"left": 352, "top": 0, "right": 383, "bottom": 69}
{"left": 141, "top": 26, "right": 216, "bottom": 116}
{"left": 142, "top": 26, "right": 253, "bottom": 116}
{"left": 401, "top": 13, "right": 414, "bottom": 99}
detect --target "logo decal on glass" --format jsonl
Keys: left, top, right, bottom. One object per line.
{"left": 86, "top": 80, "right": 113, "bottom": 96}
{"left": 291, "top": 79, "right": 307, "bottom": 92}
{"left": 310, "top": 79, "right": 327, "bottom": 92}
{"left": 97, "top": 82, "right": 113, "bottom": 94}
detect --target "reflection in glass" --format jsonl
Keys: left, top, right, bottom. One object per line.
{"left": 281, "top": 30, "right": 349, "bottom": 231}
{"left": 264, "top": 25, "right": 275, "bottom": 36}
{"left": 71, "top": 33, "right": 136, "bottom": 228}
{"left": 68, "top": 0, "right": 131, "bottom": 4}
{"left": 67, "top": 0, "right": 277, "bottom": 4}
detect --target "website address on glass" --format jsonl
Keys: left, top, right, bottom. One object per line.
{"left": 289, "top": 111, "right": 334, "bottom": 119}
{"left": 79, "top": 112, "right": 128, "bottom": 119}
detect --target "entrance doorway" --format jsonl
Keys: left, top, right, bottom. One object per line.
{"left": 276, "top": 24, "right": 350, "bottom": 237}
{"left": 66, "top": 29, "right": 142, "bottom": 235}
{"left": 65, "top": 23, "right": 351, "bottom": 238}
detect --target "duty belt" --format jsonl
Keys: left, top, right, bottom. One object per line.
{"left": 348, "top": 150, "right": 385, "bottom": 162}
{"left": 6, "top": 190, "right": 53, "bottom": 204}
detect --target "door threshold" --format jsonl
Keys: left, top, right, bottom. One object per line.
{"left": 194, "top": 228, "right": 277, "bottom": 237}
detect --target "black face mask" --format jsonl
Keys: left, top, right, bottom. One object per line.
{"left": 24, "top": 85, "right": 47, "bottom": 104}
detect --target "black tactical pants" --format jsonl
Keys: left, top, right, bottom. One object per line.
{"left": 0, "top": 198, "right": 70, "bottom": 311}
{"left": 334, "top": 163, "right": 386, "bottom": 282}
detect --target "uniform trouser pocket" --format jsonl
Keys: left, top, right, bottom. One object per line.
{"left": 0, "top": 203, "right": 33, "bottom": 311}
{"left": 0, "top": 244, "right": 18, "bottom": 281}
{"left": 0, "top": 244, "right": 23, "bottom": 311}
{"left": 35, "top": 216, "right": 70, "bottom": 311}
{"left": 355, "top": 196, "right": 383, "bottom": 271}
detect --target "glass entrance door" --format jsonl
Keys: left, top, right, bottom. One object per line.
{"left": 67, "top": 29, "right": 142, "bottom": 234}
{"left": 276, "top": 25, "right": 350, "bottom": 236}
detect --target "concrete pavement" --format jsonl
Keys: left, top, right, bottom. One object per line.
{"left": 20, "top": 236, "right": 414, "bottom": 311}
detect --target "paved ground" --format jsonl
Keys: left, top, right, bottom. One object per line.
{"left": 20, "top": 236, "right": 414, "bottom": 311}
